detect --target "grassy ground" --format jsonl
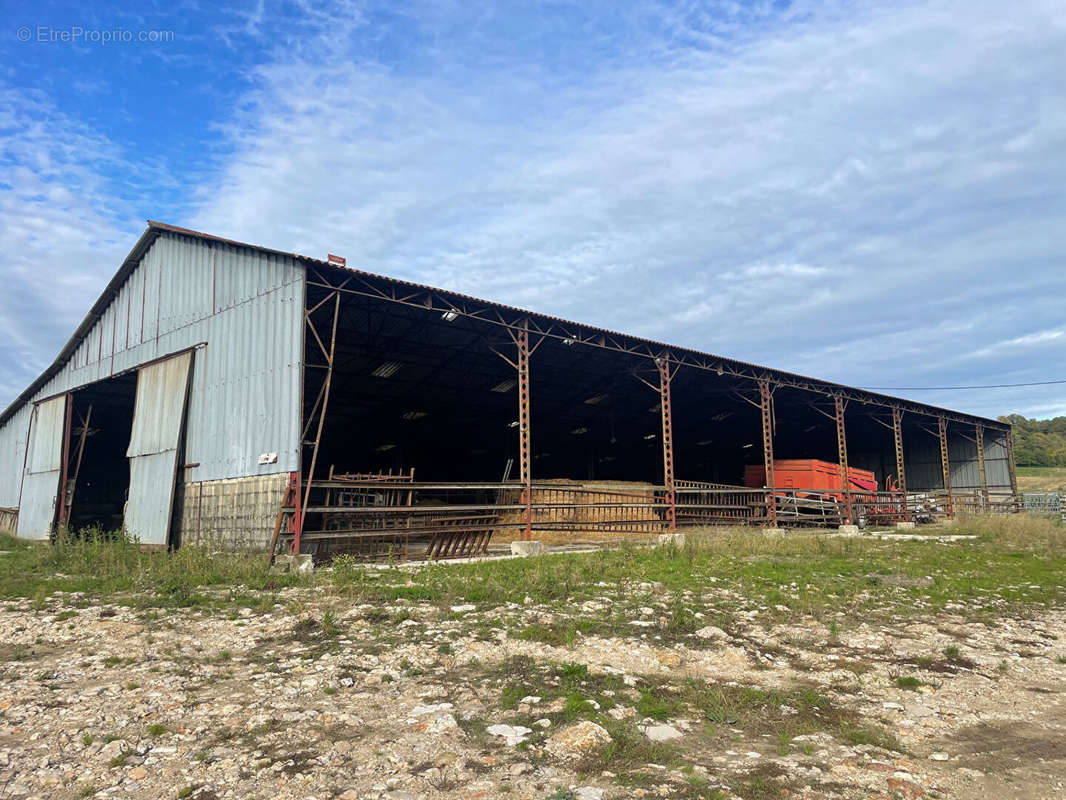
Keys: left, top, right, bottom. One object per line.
{"left": 1017, "top": 465, "right": 1066, "bottom": 492}
{"left": 3, "top": 515, "right": 1065, "bottom": 800}
{"left": 1, "top": 514, "right": 1064, "bottom": 623}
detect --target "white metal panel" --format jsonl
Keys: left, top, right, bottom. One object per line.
{"left": 0, "top": 404, "right": 31, "bottom": 508}
{"left": 16, "top": 396, "right": 67, "bottom": 539}
{"left": 124, "top": 353, "right": 192, "bottom": 545}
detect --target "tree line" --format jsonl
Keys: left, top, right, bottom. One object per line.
{"left": 998, "top": 414, "right": 1066, "bottom": 466}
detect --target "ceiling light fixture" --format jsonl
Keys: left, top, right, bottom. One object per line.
{"left": 371, "top": 361, "right": 402, "bottom": 378}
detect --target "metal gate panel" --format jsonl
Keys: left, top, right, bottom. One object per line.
{"left": 124, "top": 353, "right": 193, "bottom": 545}
{"left": 16, "top": 395, "right": 68, "bottom": 539}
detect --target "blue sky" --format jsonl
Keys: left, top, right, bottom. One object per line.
{"left": 1, "top": 0, "right": 1064, "bottom": 419}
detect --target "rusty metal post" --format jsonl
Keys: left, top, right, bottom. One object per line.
{"left": 516, "top": 322, "right": 533, "bottom": 540}
{"left": 1006, "top": 427, "right": 1019, "bottom": 503}
{"left": 56, "top": 394, "right": 73, "bottom": 531}
{"left": 834, "top": 394, "right": 852, "bottom": 524}
{"left": 657, "top": 358, "right": 676, "bottom": 529}
{"left": 938, "top": 414, "right": 953, "bottom": 517}
{"left": 759, "top": 379, "right": 777, "bottom": 528}
{"left": 975, "top": 424, "right": 989, "bottom": 511}
{"left": 892, "top": 406, "right": 908, "bottom": 517}
{"left": 297, "top": 290, "right": 341, "bottom": 553}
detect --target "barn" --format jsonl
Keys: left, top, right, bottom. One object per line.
{"left": 0, "top": 222, "right": 1017, "bottom": 557}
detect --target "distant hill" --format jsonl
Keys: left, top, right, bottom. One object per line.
{"left": 998, "top": 414, "right": 1066, "bottom": 466}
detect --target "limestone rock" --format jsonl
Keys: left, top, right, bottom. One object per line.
{"left": 545, "top": 721, "right": 612, "bottom": 761}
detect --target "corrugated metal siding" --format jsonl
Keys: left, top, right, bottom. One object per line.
{"left": 0, "top": 405, "right": 31, "bottom": 508}
{"left": 0, "top": 233, "right": 304, "bottom": 510}
{"left": 983, "top": 432, "right": 1011, "bottom": 489}
{"left": 948, "top": 435, "right": 981, "bottom": 490}
{"left": 124, "top": 353, "right": 193, "bottom": 545}
{"left": 127, "top": 353, "right": 193, "bottom": 458}
{"left": 903, "top": 432, "right": 944, "bottom": 490}
{"left": 16, "top": 396, "right": 67, "bottom": 539}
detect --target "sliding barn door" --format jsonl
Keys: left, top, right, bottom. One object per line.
{"left": 16, "top": 395, "right": 69, "bottom": 540}
{"left": 124, "top": 353, "right": 193, "bottom": 545}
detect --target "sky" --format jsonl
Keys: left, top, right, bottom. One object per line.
{"left": 1, "top": 0, "right": 1064, "bottom": 420}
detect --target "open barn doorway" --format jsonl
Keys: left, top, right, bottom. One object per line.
{"left": 63, "top": 372, "right": 137, "bottom": 533}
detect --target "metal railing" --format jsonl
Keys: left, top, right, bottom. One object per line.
{"left": 274, "top": 474, "right": 1024, "bottom": 561}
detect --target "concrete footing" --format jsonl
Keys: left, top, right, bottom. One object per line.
{"left": 838, "top": 524, "right": 860, "bottom": 535}
{"left": 510, "top": 540, "right": 545, "bottom": 557}
{"left": 272, "top": 553, "right": 314, "bottom": 574}
{"left": 657, "top": 533, "right": 686, "bottom": 547}
{"left": 895, "top": 521, "right": 917, "bottom": 530}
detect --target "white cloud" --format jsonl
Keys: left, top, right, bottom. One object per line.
{"left": 0, "top": 86, "right": 141, "bottom": 403}
{"left": 2, "top": 0, "right": 1064, "bottom": 423}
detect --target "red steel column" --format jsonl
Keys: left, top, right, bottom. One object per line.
{"left": 938, "top": 414, "right": 954, "bottom": 517}
{"left": 1006, "top": 427, "right": 1019, "bottom": 502}
{"left": 657, "top": 358, "right": 676, "bottom": 529}
{"left": 516, "top": 323, "right": 533, "bottom": 541}
{"left": 834, "top": 395, "right": 852, "bottom": 524}
{"left": 975, "top": 423, "right": 989, "bottom": 510}
{"left": 892, "top": 406, "right": 908, "bottom": 517}
{"left": 759, "top": 379, "right": 777, "bottom": 528}
{"left": 56, "top": 394, "right": 73, "bottom": 531}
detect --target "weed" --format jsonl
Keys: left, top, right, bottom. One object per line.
{"left": 81, "top": 734, "right": 93, "bottom": 746}
{"left": 635, "top": 686, "right": 681, "bottom": 721}
{"left": 894, "top": 676, "right": 924, "bottom": 691}
{"left": 943, "top": 645, "right": 961, "bottom": 659}
{"left": 147, "top": 724, "right": 168, "bottom": 737}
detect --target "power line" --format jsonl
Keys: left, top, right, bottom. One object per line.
{"left": 860, "top": 379, "right": 1066, "bottom": 391}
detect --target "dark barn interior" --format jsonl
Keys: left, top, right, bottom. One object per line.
{"left": 65, "top": 372, "right": 137, "bottom": 532}
{"left": 286, "top": 262, "right": 1012, "bottom": 563}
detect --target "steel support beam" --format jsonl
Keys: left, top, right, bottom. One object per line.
{"left": 1006, "top": 427, "right": 1019, "bottom": 498}
{"left": 975, "top": 424, "right": 989, "bottom": 510}
{"left": 56, "top": 394, "right": 73, "bottom": 531}
{"left": 516, "top": 323, "right": 533, "bottom": 541}
{"left": 892, "top": 406, "right": 908, "bottom": 515}
{"left": 297, "top": 289, "right": 341, "bottom": 553}
{"left": 759, "top": 379, "right": 777, "bottom": 528}
{"left": 834, "top": 394, "right": 852, "bottom": 524}
{"left": 938, "top": 414, "right": 953, "bottom": 517}
{"left": 657, "top": 358, "right": 676, "bottom": 529}
{"left": 306, "top": 275, "right": 1009, "bottom": 434}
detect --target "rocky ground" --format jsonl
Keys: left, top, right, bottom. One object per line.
{"left": 2, "top": 564, "right": 1065, "bottom": 800}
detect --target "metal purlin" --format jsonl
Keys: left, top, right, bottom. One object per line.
{"left": 892, "top": 406, "right": 908, "bottom": 516}
{"left": 834, "top": 394, "right": 853, "bottom": 524}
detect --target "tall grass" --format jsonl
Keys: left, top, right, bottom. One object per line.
{"left": 1, "top": 515, "right": 1064, "bottom": 615}
{"left": 0, "top": 529, "right": 302, "bottom": 604}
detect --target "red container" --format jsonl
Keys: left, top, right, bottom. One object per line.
{"left": 744, "top": 458, "right": 877, "bottom": 497}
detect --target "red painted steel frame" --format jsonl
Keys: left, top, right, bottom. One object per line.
{"left": 834, "top": 394, "right": 853, "bottom": 524}
{"left": 892, "top": 406, "right": 908, "bottom": 516}
{"left": 56, "top": 394, "right": 73, "bottom": 530}
{"left": 938, "top": 414, "right": 953, "bottom": 517}
{"left": 516, "top": 323, "right": 533, "bottom": 541}
{"left": 657, "top": 358, "right": 676, "bottom": 529}
{"left": 758, "top": 379, "right": 777, "bottom": 528}
{"left": 975, "top": 423, "right": 989, "bottom": 510}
